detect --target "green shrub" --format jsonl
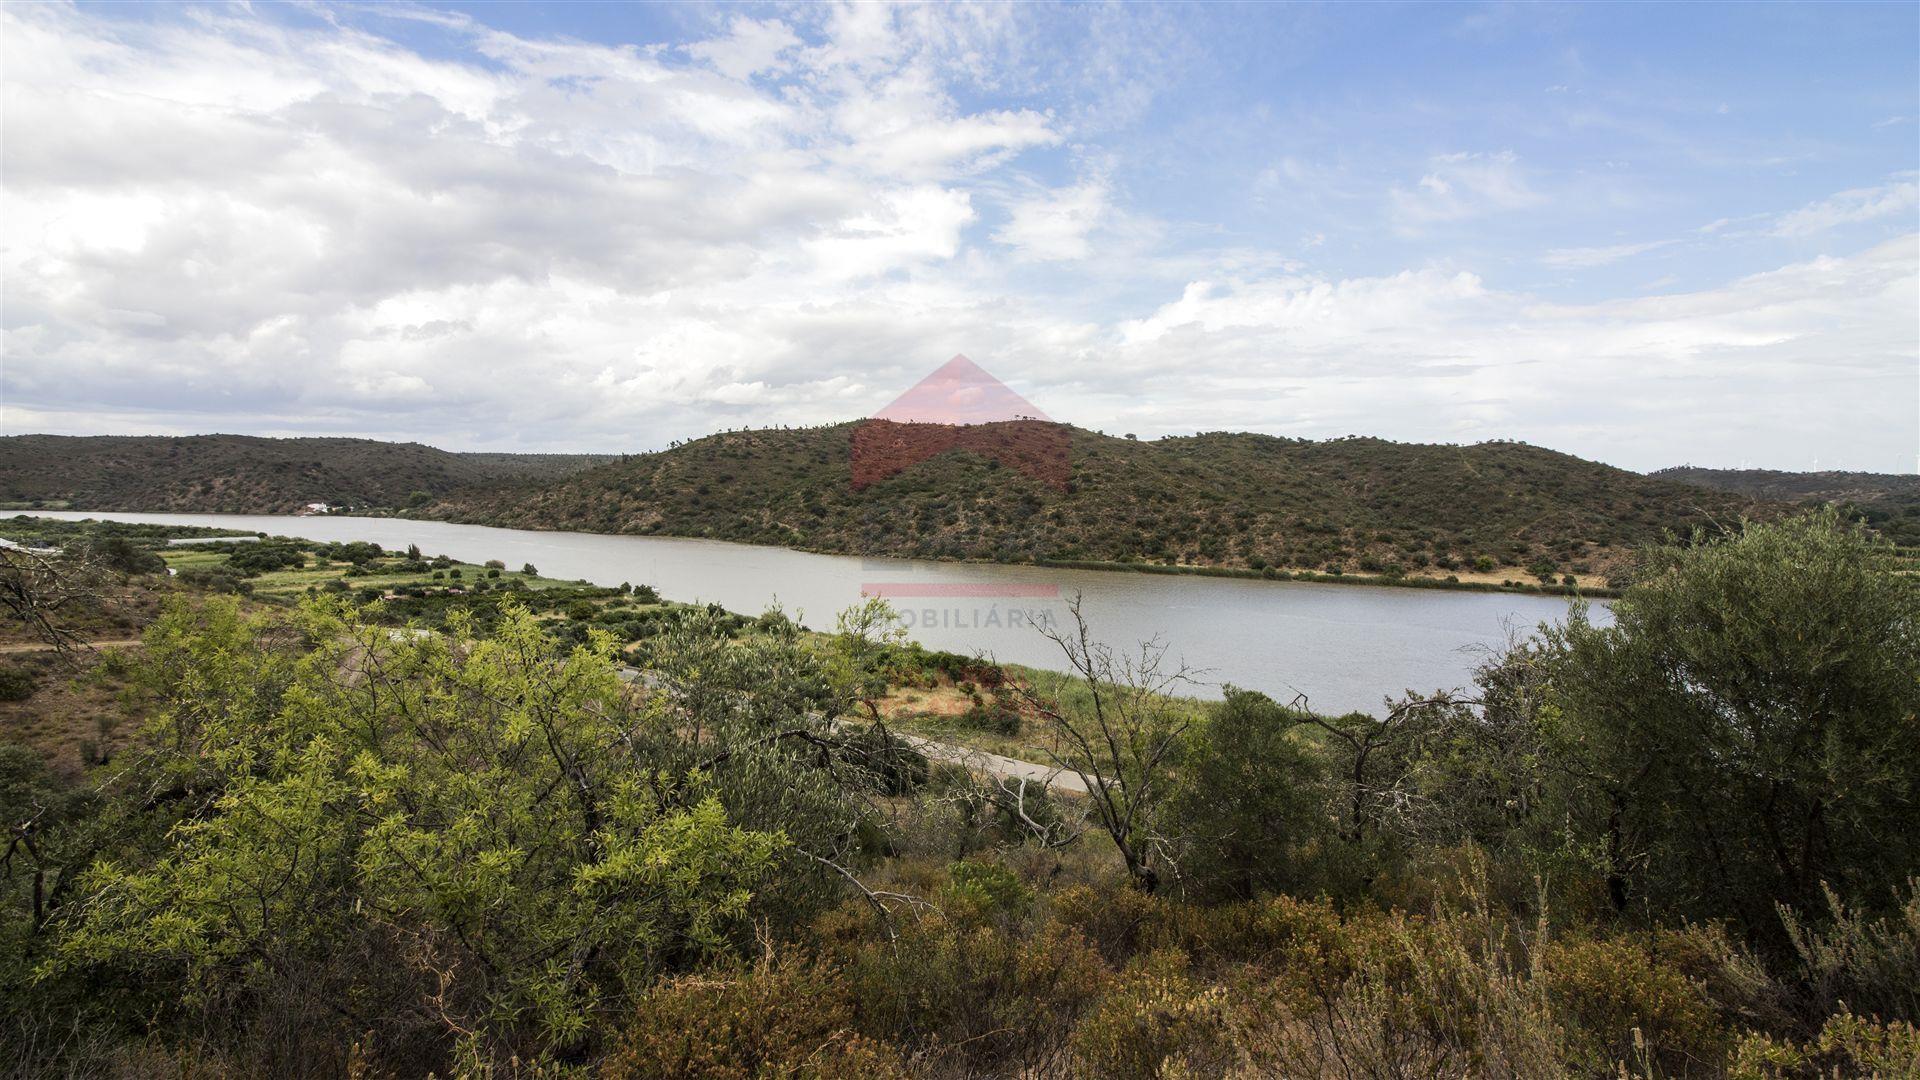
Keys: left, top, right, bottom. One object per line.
{"left": 958, "top": 693, "right": 1021, "bottom": 735}
{"left": 1729, "top": 1010, "right": 1920, "bottom": 1079}
{"left": 0, "top": 663, "right": 37, "bottom": 702}
{"left": 1161, "top": 688, "right": 1330, "bottom": 902}
{"left": 943, "top": 861, "right": 1033, "bottom": 920}
{"left": 177, "top": 566, "right": 253, "bottom": 594}
{"left": 225, "top": 542, "right": 306, "bottom": 575}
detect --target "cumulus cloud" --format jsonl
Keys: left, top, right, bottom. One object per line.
{"left": 0, "top": 3, "right": 1066, "bottom": 447}
{"left": 1083, "top": 236, "right": 1918, "bottom": 471}
{"left": 687, "top": 16, "right": 803, "bottom": 81}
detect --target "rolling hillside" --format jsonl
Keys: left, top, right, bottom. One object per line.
{"left": 432, "top": 420, "right": 1766, "bottom": 585}
{"left": 0, "top": 434, "right": 614, "bottom": 514}
{"left": 1654, "top": 466, "right": 1920, "bottom": 547}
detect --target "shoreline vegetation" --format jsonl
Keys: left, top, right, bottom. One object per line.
{"left": 11, "top": 510, "right": 1617, "bottom": 599}
{"left": 6, "top": 424, "right": 1810, "bottom": 598}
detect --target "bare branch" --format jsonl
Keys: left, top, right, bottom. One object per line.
{"left": 0, "top": 547, "right": 108, "bottom": 658}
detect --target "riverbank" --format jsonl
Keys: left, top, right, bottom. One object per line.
{"left": 1030, "top": 555, "right": 1617, "bottom": 598}
{"left": 13, "top": 504, "right": 1619, "bottom": 599}
{"left": 14, "top": 510, "right": 1601, "bottom": 714}
{"left": 401, "top": 509, "right": 1618, "bottom": 600}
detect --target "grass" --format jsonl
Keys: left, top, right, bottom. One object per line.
{"left": 878, "top": 660, "right": 1216, "bottom": 766}
{"left": 158, "top": 547, "right": 569, "bottom": 602}
{"left": 0, "top": 645, "right": 147, "bottom": 783}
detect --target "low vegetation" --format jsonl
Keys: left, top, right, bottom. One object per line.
{"left": 1656, "top": 465, "right": 1920, "bottom": 549}
{"left": 1, "top": 509, "right": 1915, "bottom": 1078}
{"left": 0, "top": 434, "right": 613, "bottom": 514}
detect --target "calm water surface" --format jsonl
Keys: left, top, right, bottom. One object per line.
{"left": 22, "top": 511, "right": 1608, "bottom": 715}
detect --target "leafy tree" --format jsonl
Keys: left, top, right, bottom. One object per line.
{"left": 50, "top": 596, "right": 785, "bottom": 1067}
{"left": 1428, "top": 511, "right": 1920, "bottom": 946}
{"left": 73, "top": 535, "right": 164, "bottom": 575}
{"left": 1539, "top": 511, "right": 1920, "bottom": 939}
{"left": 630, "top": 603, "right": 914, "bottom": 924}
{"left": 1162, "top": 688, "right": 1331, "bottom": 901}
{"left": 225, "top": 540, "right": 307, "bottom": 575}
{"left": 829, "top": 596, "right": 909, "bottom": 721}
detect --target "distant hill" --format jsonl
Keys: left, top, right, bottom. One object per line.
{"left": 1654, "top": 466, "right": 1920, "bottom": 547}
{"left": 0, "top": 434, "right": 615, "bottom": 514}
{"left": 431, "top": 420, "right": 1767, "bottom": 585}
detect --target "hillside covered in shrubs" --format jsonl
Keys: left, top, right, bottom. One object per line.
{"left": 2, "top": 510, "right": 1915, "bottom": 1077}
{"left": 0, "top": 434, "right": 612, "bottom": 514}
{"left": 434, "top": 420, "right": 1767, "bottom": 586}
{"left": 1656, "top": 465, "right": 1920, "bottom": 548}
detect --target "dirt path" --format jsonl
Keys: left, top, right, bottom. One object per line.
{"left": 0, "top": 638, "right": 144, "bottom": 654}
{"left": 894, "top": 731, "right": 1089, "bottom": 794}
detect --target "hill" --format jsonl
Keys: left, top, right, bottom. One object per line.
{"left": 0, "top": 434, "right": 614, "bottom": 514}
{"left": 432, "top": 420, "right": 1767, "bottom": 586}
{"left": 1654, "top": 466, "right": 1920, "bottom": 547}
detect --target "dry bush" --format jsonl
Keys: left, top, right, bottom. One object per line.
{"left": 835, "top": 908, "right": 1110, "bottom": 1075}
{"left": 1221, "top": 898, "right": 1568, "bottom": 1079}
{"left": 1541, "top": 934, "right": 1727, "bottom": 1074}
{"left": 602, "top": 955, "right": 904, "bottom": 1080}
{"left": 1068, "top": 947, "right": 1230, "bottom": 1079}
{"left": 804, "top": 861, "right": 1117, "bottom": 1076}
{"left": 1046, "top": 881, "right": 1162, "bottom": 964}
{"left": 1777, "top": 882, "right": 1920, "bottom": 1028}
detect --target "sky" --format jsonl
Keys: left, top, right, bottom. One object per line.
{"left": 1, "top": 1, "right": 1916, "bottom": 472}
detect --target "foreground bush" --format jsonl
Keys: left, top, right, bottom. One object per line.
{"left": 604, "top": 957, "right": 905, "bottom": 1080}
{"left": 40, "top": 597, "right": 788, "bottom": 1072}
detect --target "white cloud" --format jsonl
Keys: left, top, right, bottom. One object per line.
{"left": 993, "top": 177, "right": 1110, "bottom": 260}
{"left": 1083, "top": 236, "right": 1918, "bottom": 471}
{"left": 0, "top": 2, "right": 1066, "bottom": 447}
{"left": 1389, "top": 150, "right": 1543, "bottom": 227}
{"left": 1541, "top": 239, "right": 1675, "bottom": 268}
{"left": 1773, "top": 177, "right": 1918, "bottom": 238}
{"left": 687, "top": 16, "right": 802, "bottom": 81}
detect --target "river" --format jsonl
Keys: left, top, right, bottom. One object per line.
{"left": 18, "top": 510, "right": 1608, "bottom": 715}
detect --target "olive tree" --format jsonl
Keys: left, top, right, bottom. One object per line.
{"left": 1538, "top": 510, "right": 1920, "bottom": 940}
{"left": 1160, "top": 688, "right": 1331, "bottom": 902}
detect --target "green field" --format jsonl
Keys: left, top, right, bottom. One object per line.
{"left": 157, "top": 545, "right": 562, "bottom": 602}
